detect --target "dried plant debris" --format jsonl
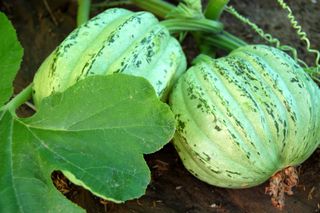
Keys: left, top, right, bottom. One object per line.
{"left": 265, "top": 166, "right": 299, "bottom": 209}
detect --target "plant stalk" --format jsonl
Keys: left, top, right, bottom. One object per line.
{"left": 204, "top": 0, "right": 230, "bottom": 20}
{"left": 132, "top": 0, "right": 174, "bottom": 18}
{"left": 77, "top": 0, "right": 91, "bottom": 26}
{"left": 92, "top": 0, "right": 131, "bottom": 8}
{"left": 93, "top": 0, "right": 175, "bottom": 18}
{"left": 205, "top": 31, "right": 247, "bottom": 51}
{"left": 161, "top": 18, "right": 223, "bottom": 34}
{"left": 5, "top": 84, "right": 33, "bottom": 114}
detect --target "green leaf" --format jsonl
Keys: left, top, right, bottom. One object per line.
{"left": 0, "top": 110, "right": 82, "bottom": 213}
{"left": 0, "top": 74, "right": 175, "bottom": 212}
{"left": 0, "top": 12, "right": 23, "bottom": 107}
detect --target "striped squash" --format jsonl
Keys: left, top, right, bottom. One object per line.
{"left": 169, "top": 45, "right": 320, "bottom": 188}
{"left": 32, "top": 8, "right": 186, "bottom": 106}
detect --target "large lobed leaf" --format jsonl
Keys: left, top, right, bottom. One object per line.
{"left": 0, "top": 74, "right": 175, "bottom": 212}
{"left": 0, "top": 12, "right": 23, "bottom": 106}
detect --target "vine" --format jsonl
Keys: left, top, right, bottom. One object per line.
{"left": 225, "top": 2, "right": 320, "bottom": 82}
{"left": 224, "top": 5, "right": 307, "bottom": 67}
{"left": 276, "top": 0, "right": 320, "bottom": 72}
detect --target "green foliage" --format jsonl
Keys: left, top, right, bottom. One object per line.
{"left": 0, "top": 12, "right": 23, "bottom": 106}
{"left": 0, "top": 75, "right": 175, "bottom": 212}
{"left": 0, "top": 11, "right": 176, "bottom": 212}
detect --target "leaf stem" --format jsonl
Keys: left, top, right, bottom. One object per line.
{"left": 92, "top": 0, "right": 131, "bottom": 8}
{"left": 93, "top": 0, "right": 175, "bottom": 18}
{"left": 204, "top": 31, "right": 247, "bottom": 51}
{"left": 133, "top": 0, "right": 175, "bottom": 18}
{"left": 77, "top": 0, "right": 91, "bottom": 26}
{"left": 196, "top": 0, "right": 230, "bottom": 56}
{"left": 161, "top": 18, "right": 223, "bottom": 34}
{"left": 204, "top": 0, "right": 230, "bottom": 20}
{"left": 6, "top": 84, "right": 33, "bottom": 114}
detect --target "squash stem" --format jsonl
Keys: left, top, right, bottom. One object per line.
{"left": 92, "top": 0, "right": 131, "bottom": 8}
{"left": 93, "top": 0, "right": 175, "bottom": 18}
{"left": 161, "top": 18, "right": 223, "bottom": 34}
{"left": 131, "top": 0, "right": 175, "bottom": 18}
{"left": 196, "top": 0, "right": 230, "bottom": 56}
{"left": 204, "top": 31, "right": 247, "bottom": 51}
{"left": 77, "top": 0, "right": 91, "bottom": 26}
{"left": 204, "top": 0, "right": 230, "bottom": 20}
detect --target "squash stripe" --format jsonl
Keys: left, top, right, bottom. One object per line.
{"left": 72, "top": 12, "right": 158, "bottom": 81}
{"left": 223, "top": 55, "right": 286, "bottom": 158}
{"left": 50, "top": 9, "right": 132, "bottom": 94}
{"left": 33, "top": 9, "right": 132, "bottom": 105}
{"left": 145, "top": 41, "right": 177, "bottom": 97}
{"left": 231, "top": 51, "right": 294, "bottom": 157}
{"left": 232, "top": 47, "right": 318, "bottom": 167}
{"left": 265, "top": 47, "right": 320, "bottom": 163}
{"left": 176, "top": 72, "right": 263, "bottom": 185}
{"left": 188, "top": 63, "right": 271, "bottom": 174}
{"left": 235, "top": 48, "right": 309, "bottom": 163}
{"left": 216, "top": 57, "right": 281, "bottom": 169}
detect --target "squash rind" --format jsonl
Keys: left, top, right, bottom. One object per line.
{"left": 169, "top": 45, "right": 320, "bottom": 188}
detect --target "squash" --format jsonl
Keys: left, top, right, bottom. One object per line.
{"left": 169, "top": 45, "right": 320, "bottom": 188}
{"left": 32, "top": 8, "right": 186, "bottom": 106}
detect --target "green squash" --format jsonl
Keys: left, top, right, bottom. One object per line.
{"left": 169, "top": 45, "right": 320, "bottom": 188}
{"left": 32, "top": 8, "right": 186, "bottom": 106}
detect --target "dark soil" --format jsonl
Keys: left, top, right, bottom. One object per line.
{"left": 1, "top": 0, "right": 320, "bottom": 212}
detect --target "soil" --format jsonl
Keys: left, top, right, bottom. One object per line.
{"left": 1, "top": 0, "right": 320, "bottom": 212}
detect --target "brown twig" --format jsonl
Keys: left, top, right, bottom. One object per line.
{"left": 43, "top": 0, "right": 58, "bottom": 25}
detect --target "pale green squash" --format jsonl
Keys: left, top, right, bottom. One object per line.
{"left": 169, "top": 45, "right": 320, "bottom": 188}
{"left": 32, "top": 8, "right": 186, "bottom": 106}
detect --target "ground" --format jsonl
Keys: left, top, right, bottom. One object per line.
{"left": 1, "top": 0, "right": 320, "bottom": 212}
